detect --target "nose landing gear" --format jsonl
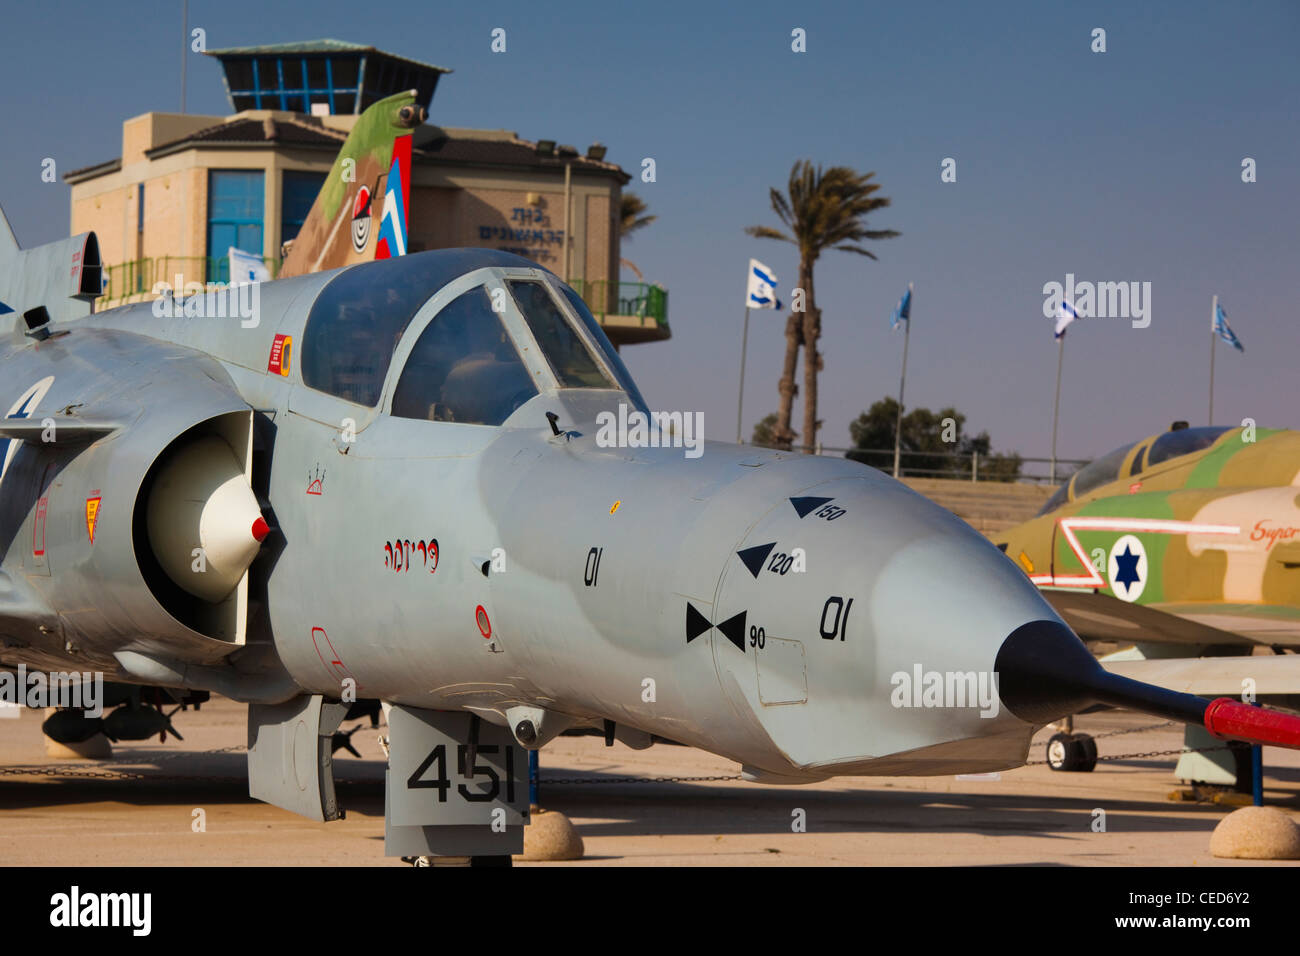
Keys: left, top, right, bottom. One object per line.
{"left": 1046, "top": 732, "right": 1098, "bottom": 772}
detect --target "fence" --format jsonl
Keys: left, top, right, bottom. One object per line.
{"left": 568, "top": 279, "right": 668, "bottom": 328}
{"left": 756, "top": 444, "right": 1087, "bottom": 485}
{"left": 101, "top": 256, "right": 282, "bottom": 303}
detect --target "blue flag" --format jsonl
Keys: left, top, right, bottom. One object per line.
{"left": 890, "top": 288, "right": 912, "bottom": 330}
{"left": 1214, "top": 302, "right": 1244, "bottom": 352}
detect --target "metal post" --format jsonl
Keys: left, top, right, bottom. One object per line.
{"left": 1208, "top": 294, "right": 1218, "bottom": 426}
{"left": 736, "top": 307, "right": 751, "bottom": 443}
{"left": 528, "top": 748, "right": 539, "bottom": 806}
{"left": 892, "top": 283, "right": 913, "bottom": 479}
{"left": 971, "top": 450, "right": 978, "bottom": 483}
{"left": 562, "top": 161, "right": 572, "bottom": 282}
{"left": 1050, "top": 334, "right": 1065, "bottom": 484}
{"left": 1251, "top": 699, "right": 1263, "bottom": 806}
{"left": 180, "top": 0, "right": 188, "bottom": 113}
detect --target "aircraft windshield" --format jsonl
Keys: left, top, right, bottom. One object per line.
{"left": 556, "top": 284, "right": 650, "bottom": 411}
{"left": 300, "top": 255, "right": 443, "bottom": 406}
{"left": 391, "top": 286, "right": 537, "bottom": 425}
{"left": 1036, "top": 425, "right": 1237, "bottom": 517}
{"left": 508, "top": 280, "right": 615, "bottom": 389}
{"left": 1036, "top": 441, "right": 1133, "bottom": 517}
{"left": 1146, "top": 426, "right": 1231, "bottom": 468}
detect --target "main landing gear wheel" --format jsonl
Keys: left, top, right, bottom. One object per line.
{"left": 1047, "top": 732, "right": 1098, "bottom": 772}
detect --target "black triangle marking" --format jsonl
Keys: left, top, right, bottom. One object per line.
{"left": 685, "top": 602, "right": 712, "bottom": 643}
{"left": 737, "top": 542, "right": 776, "bottom": 579}
{"left": 790, "top": 496, "right": 832, "bottom": 518}
{"left": 716, "top": 610, "right": 748, "bottom": 652}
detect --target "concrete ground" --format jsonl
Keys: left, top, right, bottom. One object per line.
{"left": 0, "top": 697, "right": 1296, "bottom": 866}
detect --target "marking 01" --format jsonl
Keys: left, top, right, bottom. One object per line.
{"left": 819, "top": 595, "right": 854, "bottom": 641}
{"left": 584, "top": 546, "right": 603, "bottom": 586}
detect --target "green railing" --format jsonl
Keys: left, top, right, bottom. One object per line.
{"left": 102, "top": 256, "right": 281, "bottom": 302}
{"left": 570, "top": 279, "right": 669, "bottom": 329}
{"left": 101, "top": 260, "right": 666, "bottom": 333}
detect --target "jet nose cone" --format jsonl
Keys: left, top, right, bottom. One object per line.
{"left": 993, "top": 618, "right": 1103, "bottom": 725}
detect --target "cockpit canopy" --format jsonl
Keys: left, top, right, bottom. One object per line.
{"left": 1037, "top": 425, "right": 1233, "bottom": 516}
{"left": 298, "top": 249, "right": 646, "bottom": 425}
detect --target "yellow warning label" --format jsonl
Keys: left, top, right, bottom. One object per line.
{"left": 86, "top": 494, "right": 101, "bottom": 544}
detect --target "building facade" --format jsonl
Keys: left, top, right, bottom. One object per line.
{"left": 63, "top": 40, "right": 667, "bottom": 346}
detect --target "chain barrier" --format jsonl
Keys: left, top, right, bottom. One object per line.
{"left": 1025, "top": 744, "right": 1232, "bottom": 766}
{"left": 0, "top": 733, "right": 1236, "bottom": 783}
{"left": 536, "top": 774, "right": 742, "bottom": 785}
{"left": 0, "top": 745, "right": 248, "bottom": 783}
{"left": 1089, "top": 720, "right": 1177, "bottom": 740}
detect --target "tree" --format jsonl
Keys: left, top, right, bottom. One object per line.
{"left": 847, "top": 397, "right": 1022, "bottom": 481}
{"left": 620, "top": 192, "right": 656, "bottom": 238}
{"left": 620, "top": 191, "right": 656, "bottom": 281}
{"left": 751, "top": 412, "right": 792, "bottom": 449}
{"left": 746, "top": 161, "right": 898, "bottom": 452}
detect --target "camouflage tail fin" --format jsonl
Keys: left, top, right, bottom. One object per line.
{"left": 278, "top": 90, "right": 425, "bottom": 279}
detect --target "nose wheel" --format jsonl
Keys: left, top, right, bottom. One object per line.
{"left": 1046, "top": 732, "right": 1097, "bottom": 772}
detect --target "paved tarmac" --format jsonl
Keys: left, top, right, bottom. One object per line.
{"left": 1, "top": 698, "right": 1297, "bottom": 866}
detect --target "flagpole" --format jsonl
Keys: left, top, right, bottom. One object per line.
{"left": 892, "top": 282, "right": 912, "bottom": 479}
{"left": 736, "top": 306, "right": 751, "bottom": 443}
{"left": 1208, "top": 294, "right": 1218, "bottom": 426}
{"left": 1050, "top": 333, "right": 1065, "bottom": 485}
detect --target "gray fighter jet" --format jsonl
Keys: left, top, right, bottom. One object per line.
{"left": 2, "top": 206, "right": 1298, "bottom": 864}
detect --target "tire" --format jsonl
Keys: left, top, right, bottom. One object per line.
{"left": 1075, "top": 733, "right": 1098, "bottom": 772}
{"left": 1047, "top": 732, "right": 1086, "bottom": 771}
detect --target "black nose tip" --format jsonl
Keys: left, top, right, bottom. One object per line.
{"left": 994, "top": 620, "right": 1102, "bottom": 724}
{"left": 995, "top": 619, "right": 1208, "bottom": 726}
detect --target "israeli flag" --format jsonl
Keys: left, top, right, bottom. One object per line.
{"left": 228, "top": 246, "right": 270, "bottom": 285}
{"left": 1054, "top": 299, "right": 1081, "bottom": 339}
{"left": 746, "top": 259, "right": 780, "bottom": 309}
{"left": 1214, "top": 302, "right": 1244, "bottom": 352}
{"left": 890, "top": 287, "right": 912, "bottom": 330}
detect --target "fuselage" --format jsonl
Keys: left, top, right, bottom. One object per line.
{"left": 0, "top": 250, "right": 1074, "bottom": 780}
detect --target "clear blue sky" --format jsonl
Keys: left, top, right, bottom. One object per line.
{"left": 2, "top": 0, "right": 1296, "bottom": 462}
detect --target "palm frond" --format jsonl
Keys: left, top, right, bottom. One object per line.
{"left": 745, "top": 225, "right": 792, "bottom": 243}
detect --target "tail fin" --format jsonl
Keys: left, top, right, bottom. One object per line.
{"left": 0, "top": 202, "right": 101, "bottom": 327}
{"left": 0, "top": 203, "right": 19, "bottom": 261}
{"left": 278, "top": 90, "right": 425, "bottom": 278}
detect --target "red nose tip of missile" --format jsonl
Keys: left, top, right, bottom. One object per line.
{"left": 251, "top": 516, "right": 270, "bottom": 543}
{"left": 1205, "top": 697, "right": 1300, "bottom": 750}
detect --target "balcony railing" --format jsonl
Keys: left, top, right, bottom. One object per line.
{"left": 101, "top": 256, "right": 281, "bottom": 302}
{"left": 101, "top": 260, "right": 668, "bottom": 336}
{"left": 569, "top": 279, "right": 669, "bottom": 329}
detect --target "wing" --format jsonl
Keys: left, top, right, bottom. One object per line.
{"left": 0, "top": 415, "right": 119, "bottom": 444}
{"left": 1104, "top": 653, "right": 1300, "bottom": 703}
{"left": 1041, "top": 588, "right": 1300, "bottom": 649}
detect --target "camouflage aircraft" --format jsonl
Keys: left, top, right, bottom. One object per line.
{"left": 995, "top": 423, "right": 1300, "bottom": 780}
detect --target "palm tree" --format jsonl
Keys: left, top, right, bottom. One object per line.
{"left": 620, "top": 192, "right": 656, "bottom": 238}
{"left": 746, "top": 161, "right": 898, "bottom": 452}
{"left": 619, "top": 191, "right": 656, "bottom": 280}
